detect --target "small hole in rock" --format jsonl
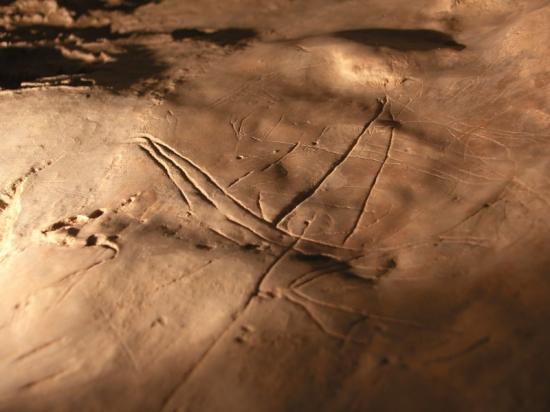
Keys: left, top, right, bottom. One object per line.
{"left": 86, "top": 235, "right": 98, "bottom": 246}
{"left": 51, "top": 221, "right": 66, "bottom": 230}
{"left": 89, "top": 209, "right": 104, "bottom": 219}
{"left": 67, "top": 227, "right": 80, "bottom": 236}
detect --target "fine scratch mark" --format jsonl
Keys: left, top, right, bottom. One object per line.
{"left": 18, "top": 369, "right": 71, "bottom": 391}
{"left": 260, "top": 142, "right": 300, "bottom": 173}
{"left": 263, "top": 113, "right": 284, "bottom": 140}
{"left": 344, "top": 116, "right": 396, "bottom": 245}
{"left": 208, "top": 227, "right": 244, "bottom": 247}
{"left": 227, "top": 170, "right": 255, "bottom": 189}
{"left": 95, "top": 303, "right": 140, "bottom": 373}
{"left": 160, "top": 225, "right": 306, "bottom": 412}
{"left": 291, "top": 288, "right": 455, "bottom": 332}
{"left": 435, "top": 181, "right": 509, "bottom": 239}
{"left": 289, "top": 261, "right": 353, "bottom": 290}
{"left": 139, "top": 144, "right": 191, "bottom": 209}
{"left": 134, "top": 134, "right": 364, "bottom": 256}
{"left": 138, "top": 134, "right": 291, "bottom": 245}
{"left": 283, "top": 292, "right": 358, "bottom": 342}
{"left": 1, "top": 160, "right": 54, "bottom": 260}
{"left": 224, "top": 215, "right": 286, "bottom": 246}
{"left": 272, "top": 98, "right": 387, "bottom": 226}
{"left": 12, "top": 337, "right": 65, "bottom": 363}
{"left": 159, "top": 307, "right": 241, "bottom": 412}
{"left": 153, "top": 259, "right": 215, "bottom": 293}
{"left": 227, "top": 142, "right": 300, "bottom": 190}
{"left": 255, "top": 225, "right": 305, "bottom": 294}
{"left": 143, "top": 135, "right": 274, "bottom": 220}
{"left": 53, "top": 256, "right": 112, "bottom": 308}
{"left": 314, "top": 125, "right": 329, "bottom": 143}
{"left": 230, "top": 112, "right": 252, "bottom": 142}
{"left": 257, "top": 192, "right": 265, "bottom": 219}
{"left": 427, "top": 336, "right": 490, "bottom": 363}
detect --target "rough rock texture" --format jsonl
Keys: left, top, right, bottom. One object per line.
{"left": 1, "top": 1, "right": 550, "bottom": 411}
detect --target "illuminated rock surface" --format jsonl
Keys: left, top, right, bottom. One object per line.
{"left": 1, "top": 1, "right": 549, "bottom": 411}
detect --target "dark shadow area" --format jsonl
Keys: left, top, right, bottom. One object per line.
{"left": 0, "top": 43, "right": 166, "bottom": 92}
{"left": 293, "top": 253, "right": 339, "bottom": 265}
{"left": 0, "top": 22, "right": 167, "bottom": 92}
{"left": 0, "top": 23, "right": 257, "bottom": 91}
{"left": 0, "top": 24, "right": 132, "bottom": 43}
{"left": 293, "top": 252, "right": 360, "bottom": 280}
{"left": 0, "top": 47, "right": 91, "bottom": 89}
{"left": 92, "top": 44, "right": 167, "bottom": 92}
{"left": 171, "top": 28, "right": 258, "bottom": 46}
{"left": 58, "top": 0, "right": 160, "bottom": 17}
{"left": 334, "top": 28, "right": 465, "bottom": 51}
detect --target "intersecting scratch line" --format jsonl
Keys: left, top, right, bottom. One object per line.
{"left": 137, "top": 134, "right": 290, "bottom": 242}
{"left": 160, "top": 226, "right": 305, "bottom": 412}
{"left": 290, "top": 288, "right": 458, "bottom": 332}
{"left": 344, "top": 122, "right": 396, "bottom": 245}
{"left": 271, "top": 97, "right": 387, "bottom": 226}
{"left": 138, "top": 143, "right": 191, "bottom": 208}
{"left": 228, "top": 142, "right": 300, "bottom": 189}
{"left": 133, "top": 133, "right": 364, "bottom": 256}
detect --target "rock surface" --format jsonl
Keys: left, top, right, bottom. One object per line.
{"left": 1, "top": 1, "right": 550, "bottom": 411}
